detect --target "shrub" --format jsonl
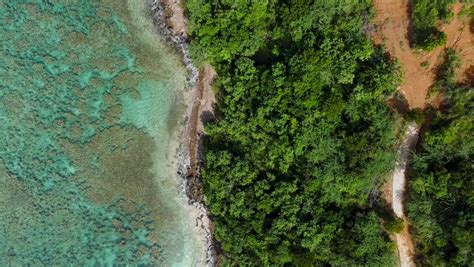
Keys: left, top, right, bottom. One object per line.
{"left": 411, "top": 0, "right": 454, "bottom": 51}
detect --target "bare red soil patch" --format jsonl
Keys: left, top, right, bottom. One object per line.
{"left": 373, "top": 1, "right": 473, "bottom": 109}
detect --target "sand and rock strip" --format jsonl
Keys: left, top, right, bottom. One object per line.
{"left": 151, "top": 0, "right": 218, "bottom": 265}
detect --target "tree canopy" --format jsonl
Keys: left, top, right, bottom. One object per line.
{"left": 187, "top": 0, "right": 402, "bottom": 265}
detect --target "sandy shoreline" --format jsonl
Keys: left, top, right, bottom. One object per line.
{"left": 150, "top": 0, "right": 218, "bottom": 265}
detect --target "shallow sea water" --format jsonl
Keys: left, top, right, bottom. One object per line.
{"left": 0, "top": 0, "right": 204, "bottom": 265}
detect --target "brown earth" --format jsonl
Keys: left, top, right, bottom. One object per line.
{"left": 186, "top": 64, "right": 217, "bottom": 179}
{"left": 382, "top": 175, "right": 393, "bottom": 206}
{"left": 373, "top": 1, "right": 474, "bottom": 109}
{"left": 160, "top": 0, "right": 187, "bottom": 37}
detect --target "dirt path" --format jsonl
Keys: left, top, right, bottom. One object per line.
{"left": 392, "top": 123, "right": 418, "bottom": 218}
{"left": 373, "top": 1, "right": 474, "bottom": 109}
{"left": 392, "top": 123, "right": 418, "bottom": 267}
{"left": 373, "top": 2, "right": 473, "bottom": 265}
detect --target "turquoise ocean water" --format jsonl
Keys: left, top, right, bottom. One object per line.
{"left": 0, "top": 0, "right": 204, "bottom": 265}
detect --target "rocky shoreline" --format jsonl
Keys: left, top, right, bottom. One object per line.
{"left": 149, "top": 0, "right": 217, "bottom": 265}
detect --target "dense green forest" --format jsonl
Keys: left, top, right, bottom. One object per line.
{"left": 187, "top": 0, "right": 403, "bottom": 265}
{"left": 410, "top": 0, "right": 454, "bottom": 51}
{"left": 407, "top": 49, "right": 473, "bottom": 266}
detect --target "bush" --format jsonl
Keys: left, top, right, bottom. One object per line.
{"left": 384, "top": 217, "right": 404, "bottom": 233}
{"left": 406, "top": 108, "right": 426, "bottom": 125}
{"left": 411, "top": 0, "right": 454, "bottom": 51}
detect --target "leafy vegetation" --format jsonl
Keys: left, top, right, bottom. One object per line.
{"left": 385, "top": 217, "right": 404, "bottom": 234}
{"left": 410, "top": 0, "right": 454, "bottom": 51}
{"left": 407, "top": 49, "right": 473, "bottom": 266}
{"left": 187, "top": 0, "right": 403, "bottom": 265}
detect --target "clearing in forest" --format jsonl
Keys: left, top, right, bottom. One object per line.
{"left": 372, "top": 1, "right": 473, "bottom": 109}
